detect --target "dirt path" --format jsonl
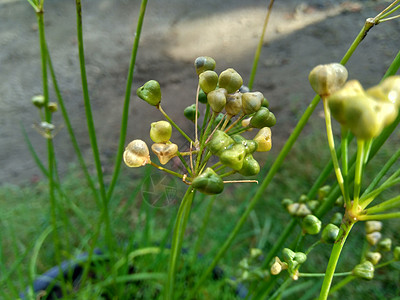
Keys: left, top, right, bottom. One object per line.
{"left": 0, "top": 0, "right": 398, "bottom": 184}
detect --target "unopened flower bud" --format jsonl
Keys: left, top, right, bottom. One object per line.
{"left": 225, "top": 92, "right": 243, "bottom": 116}
{"left": 365, "top": 221, "right": 383, "bottom": 234}
{"left": 242, "top": 92, "right": 263, "bottom": 115}
{"left": 378, "top": 238, "right": 392, "bottom": 252}
{"left": 218, "top": 68, "right": 243, "bottom": 94}
{"left": 207, "top": 130, "right": 234, "bottom": 155}
{"left": 207, "top": 88, "right": 227, "bottom": 113}
{"left": 306, "top": 200, "right": 319, "bottom": 211}
{"left": 352, "top": 261, "right": 374, "bottom": 280}
{"left": 150, "top": 121, "right": 172, "bottom": 143}
{"left": 48, "top": 102, "right": 58, "bottom": 112}
{"left": 287, "top": 203, "right": 311, "bottom": 217}
{"left": 151, "top": 143, "right": 178, "bottom": 165}
{"left": 238, "top": 154, "right": 260, "bottom": 176}
{"left": 137, "top": 80, "right": 161, "bottom": 106}
{"left": 194, "top": 56, "right": 216, "bottom": 75}
{"left": 281, "top": 198, "right": 293, "bottom": 208}
{"left": 184, "top": 104, "right": 199, "bottom": 122}
{"left": 394, "top": 246, "right": 400, "bottom": 261}
{"left": 302, "top": 215, "right": 322, "bottom": 235}
{"left": 250, "top": 248, "right": 263, "bottom": 259}
{"left": 32, "top": 95, "right": 45, "bottom": 108}
{"left": 199, "top": 70, "right": 218, "bottom": 93}
{"left": 192, "top": 167, "right": 224, "bottom": 195}
{"left": 330, "top": 212, "right": 343, "bottom": 227}
{"left": 253, "top": 127, "right": 272, "bottom": 152}
{"left": 366, "top": 231, "right": 382, "bottom": 246}
{"left": 250, "top": 107, "right": 276, "bottom": 128}
{"left": 321, "top": 224, "right": 339, "bottom": 244}
{"left": 123, "top": 140, "right": 150, "bottom": 167}
{"left": 366, "top": 252, "right": 382, "bottom": 265}
{"left": 318, "top": 185, "right": 330, "bottom": 200}
{"left": 220, "top": 143, "right": 246, "bottom": 171}
{"left": 299, "top": 194, "right": 308, "bottom": 203}
{"left": 308, "top": 63, "right": 348, "bottom": 96}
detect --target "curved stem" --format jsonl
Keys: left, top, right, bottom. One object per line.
{"left": 150, "top": 161, "right": 185, "bottom": 179}
{"left": 158, "top": 105, "right": 194, "bottom": 144}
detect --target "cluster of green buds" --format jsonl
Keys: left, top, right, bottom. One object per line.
{"left": 271, "top": 248, "right": 307, "bottom": 280}
{"left": 31, "top": 94, "right": 59, "bottom": 139}
{"left": 124, "top": 56, "right": 277, "bottom": 195}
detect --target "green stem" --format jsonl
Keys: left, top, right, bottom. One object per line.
{"left": 150, "top": 161, "right": 185, "bottom": 179}
{"left": 328, "top": 275, "right": 355, "bottom": 295}
{"left": 195, "top": 113, "right": 216, "bottom": 174}
{"left": 158, "top": 105, "right": 194, "bottom": 144}
{"left": 341, "top": 128, "right": 351, "bottom": 206}
{"left": 318, "top": 219, "right": 355, "bottom": 300}
{"left": 248, "top": 0, "right": 274, "bottom": 89}
{"left": 358, "top": 212, "right": 400, "bottom": 220}
{"left": 106, "top": 0, "right": 148, "bottom": 201}
{"left": 353, "top": 139, "right": 365, "bottom": 210}
{"left": 365, "top": 194, "right": 400, "bottom": 214}
{"left": 299, "top": 271, "right": 352, "bottom": 278}
{"left": 165, "top": 187, "right": 195, "bottom": 300}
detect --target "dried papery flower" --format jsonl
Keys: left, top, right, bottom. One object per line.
{"left": 137, "top": 80, "right": 161, "bottom": 106}
{"left": 194, "top": 56, "right": 216, "bottom": 75}
{"left": 151, "top": 143, "right": 178, "bottom": 165}
{"left": 150, "top": 121, "right": 172, "bottom": 143}
{"left": 199, "top": 70, "right": 218, "bottom": 93}
{"left": 254, "top": 127, "right": 272, "bottom": 152}
{"left": 308, "top": 63, "right": 348, "bottom": 96}
{"left": 218, "top": 68, "right": 243, "bottom": 94}
{"left": 192, "top": 168, "right": 224, "bottom": 195}
{"left": 123, "top": 140, "right": 150, "bottom": 168}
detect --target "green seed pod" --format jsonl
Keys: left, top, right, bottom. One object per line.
{"left": 298, "top": 194, "right": 308, "bottom": 203}
{"left": 294, "top": 252, "right": 307, "bottom": 265}
{"left": 308, "top": 63, "right": 348, "bottom": 96}
{"left": 48, "top": 102, "right": 58, "bottom": 113}
{"left": 282, "top": 248, "right": 307, "bottom": 271}
{"left": 321, "top": 224, "right": 339, "bottom": 244}
{"left": 137, "top": 80, "right": 162, "bottom": 106}
{"left": 281, "top": 198, "right": 293, "bottom": 208}
{"left": 335, "top": 196, "right": 344, "bottom": 207}
{"left": 374, "top": 100, "right": 398, "bottom": 129}
{"left": 254, "top": 127, "right": 272, "bottom": 152}
{"left": 32, "top": 95, "right": 45, "bottom": 108}
{"left": 302, "top": 215, "right": 322, "bottom": 235}
{"left": 330, "top": 212, "right": 343, "bottom": 227}
{"left": 306, "top": 200, "right": 320, "bottom": 212}
{"left": 207, "top": 88, "right": 227, "bottom": 113}
{"left": 318, "top": 185, "right": 331, "bottom": 200}
{"left": 282, "top": 248, "right": 295, "bottom": 264}
{"left": 198, "top": 89, "right": 208, "bottom": 104}
{"left": 184, "top": 104, "right": 199, "bottom": 122}
{"left": 366, "top": 231, "right": 382, "bottom": 246}
{"left": 192, "top": 167, "right": 224, "bottom": 195}
{"left": 225, "top": 92, "right": 243, "bottom": 116}
{"left": 366, "top": 75, "right": 400, "bottom": 107}
{"left": 219, "top": 143, "right": 246, "bottom": 170}
{"left": 242, "top": 92, "right": 264, "bottom": 115}
{"left": 238, "top": 154, "right": 260, "bottom": 176}
{"left": 366, "top": 252, "right": 382, "bottom": 265}
{"left": 199, "top": 70, "right": 218, "bottom": 93}
{"left": 378, "top": 238, "right": 392, "bottom": 252}
{"left": 151, "top": 143, "right": 178, "bottom": 165}
{"left": 194, "top": 56, "right": 216, "bottom": 75}
{"left": 262, "top": 97, "right": 269, "bottom": 108}
{"left": 150, "top": 121, "right": 172, "bottom": 143}
{"left": 250, "top": 248, "right": 263, "bottom": 259}
{"left": 231, "top": 135, "right": 257, "bottom": 154}
{"left": 250, "top": 107, "right": 276, "bottom": 128}
{"left": 394, "top": 246, "right": 400, "bottom": 261}
{"left": 123, "top": 140, "right": 150, "bottom": 168}
{"left": 365, "top": 221, "right": 383, "bottom": 234}
{"left": 352, "top": 261, "right": 374, "bottom": 280}
{"left": 218, "top": 68, "right": 243, "bottom": 94}
{"left": 207, "top": 130, "right": 234, "bottom": 155}
{"left": 287, "top": 203, "right": 311, "bottom": 217}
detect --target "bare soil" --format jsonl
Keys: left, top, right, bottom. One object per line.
{"left": 1, "top": 0, "right": 399, "bottom": 184}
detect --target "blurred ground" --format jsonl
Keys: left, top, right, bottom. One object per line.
{"left": 0, "top": 0, "right": 399, "bottom": 184}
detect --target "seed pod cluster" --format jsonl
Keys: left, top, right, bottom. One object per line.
{"left": 308, "top": 63, "right": 348, "bottom": 96}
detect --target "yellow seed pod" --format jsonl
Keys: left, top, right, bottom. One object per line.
{"left": 150, "top": 121, "right": 172, "bottom": 143}
{"left": 151, "top": 143, "right": 178, "bottom": 165}
{"left": 271, "top": 257, "right": 286, "bottom": 275}
{"left": 308, "top": 63, "right": 348, "bottom": 96}
{"left": 225, "top": 92, "right": 242, "bottom": 116}
{"left": 218, "top": 68, "right": 243, "bottom": 94}
{"left": 207, "top": 88, "right": 227, "bottom": 113}
{"left": 194, "top": 56, "right": 216, "bottom": 75}
{"left": 199, "top": 70, "right": 218, "bottom": 93}
{"left": 241, "top": 117, "right": 251, "bottom": 127}
{"left": 123, "top": 140, "right": 150, "bottom": 167}
{"left": 254, "top": 127, "right": 272, "bottom": 152}
{"left": 367, "top": 76, "right": 400, "bottom": 107}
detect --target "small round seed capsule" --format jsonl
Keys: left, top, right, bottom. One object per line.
{"left": 198, "top": 89, "right": 208, "bottom": 104}
{"left": 207, "top": 88, "right": 227, "bottom": 113}
{"left": 250, "top": 107, "right": 276, "bottom": 128}
{"left": 366, "top": 252, "right": 382, "bottom": 265}
{"left": 123, "top": 140, "right": 150, "bottom": 168}
{"left": 352, "top": 261, "right": 374, "bottom": 280}
{"left": 378, "top": 238, "right": 392, "bottom": 252}
{"left": 32, "top": 95, "right": 45, "bottom": 108}
{"left": 219, "top": 143, "right": 246, "bottom": 171}
{"left": 218, "top": 68, "right": 243, "bottom": 94}
{"left": 366, "top": 231, "right": 382, "bottom": 246}
{"left": 253, "top": 127, "right": 272, "bottom": 152}
{"left": 137, "top": 80, "right": 162, "bottom": 106}
{"left": 242, "top": 92, "right": 264, "bottom": 115}
{"left": 194, "top": 56, "right": 216, "bottom": 75}
{"left": 365, "top": 221, "right": 383, "bottom": 234}
{"left": 48, "top": 102, "right": 58, "bottom": 112}
{"left": 238, "top": 154, "right": 260, "bottom": 176}
{"left": 151, "top": 143, "right": 178, "bottom": 165}
{"left": 150, "top": 121, "right": 172, "bottom": 143}
{"left": 192, "top": 167, "right": 224, "bottom": 195}
{"left": 321, "top": 224, "right": 339, "bottom": 244}
{"left": 207, "top": 130, "right": 234, "bottom": 155}
{"left": 184, "top": 104, "right": 199, "bottom": 122}
{"left": 225, "top": 92, "right": 243, "bottom": 116}
{"left": 394, "top": 246, "right": 400, "bottom": 261}
{"left": 308, "top": 63, "right": 348, "bottom": 96}
{"left": 302, "top": 215, "right": 322, "bottom": 235}
{"left": 330, "top": 212, "right": 343, "bottom": 227}
{"left": 199, "top": 70, "right": 218, "bottom": 93}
